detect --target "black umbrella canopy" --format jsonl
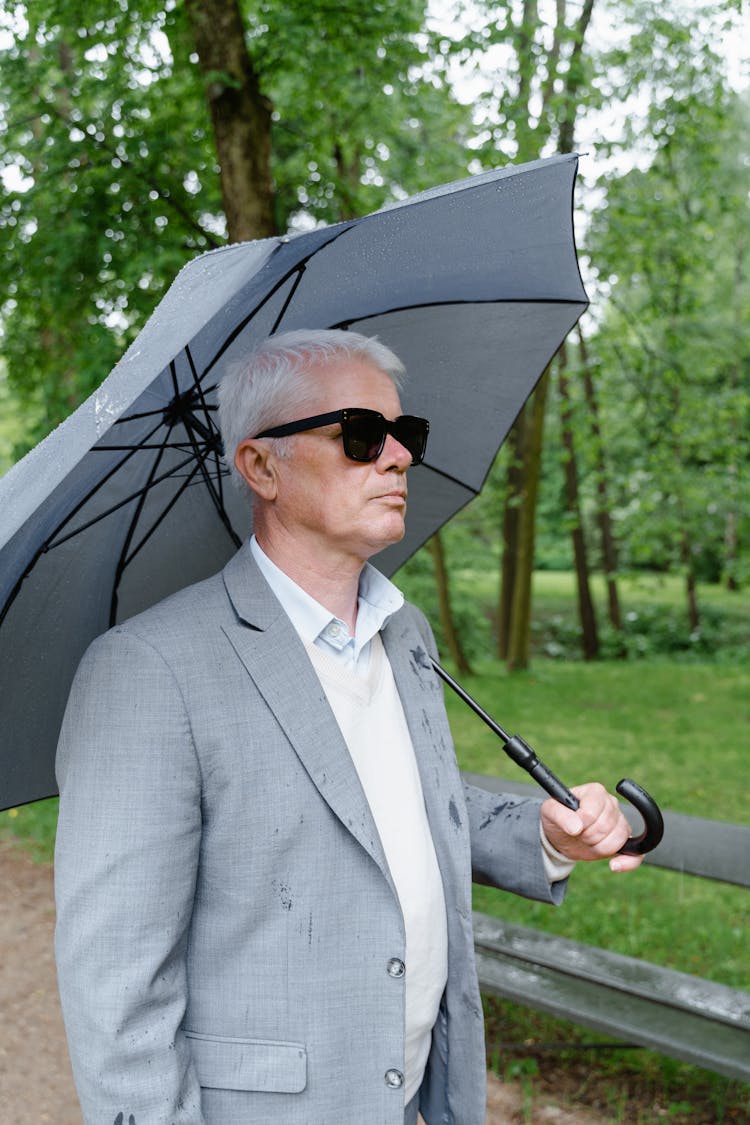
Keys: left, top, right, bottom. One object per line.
{"left": 0, "top": 153, "right": 588, "bottom": 810}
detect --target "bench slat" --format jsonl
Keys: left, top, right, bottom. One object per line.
{"left": 475, "top": 945, "right": 750, "bottom": 1083}
{"left": 472, "top": 914, "right": 750, "bottom": 1031}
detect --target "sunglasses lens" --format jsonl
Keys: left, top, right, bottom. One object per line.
{"left": 342, "top": 412, "right": 385, "bottom": 462}
{"left": 393, "top": 417, "right": 429, "bottom": 465}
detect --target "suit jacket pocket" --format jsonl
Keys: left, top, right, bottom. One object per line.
{"left": 185, "top": 1031, "right": 307, "bottom": 1093}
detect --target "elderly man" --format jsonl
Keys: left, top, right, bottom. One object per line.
{"left": 55, "top": 328, "right": 641, "bottom": 1125}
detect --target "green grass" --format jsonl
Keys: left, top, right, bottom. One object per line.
{"left": 448, "top": 660, "right": 748, "bottom": 823}
{"left": 0, "top": 797, "right": 59, "bottom": 862}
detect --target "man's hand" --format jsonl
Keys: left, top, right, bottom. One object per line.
{"left": 541, "top": 782, "right": 644, "bottom": 872}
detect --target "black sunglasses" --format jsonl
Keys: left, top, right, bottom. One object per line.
{"left": 255, "top": 408, "right": 430, "bottom": 465}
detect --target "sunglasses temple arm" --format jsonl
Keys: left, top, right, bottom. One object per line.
{"left": 430, "top": 659, "right": 579, "bottom": 810}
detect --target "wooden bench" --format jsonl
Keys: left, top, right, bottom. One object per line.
{"left": 464, "top": 772, "right": 750, "bottom": 1082}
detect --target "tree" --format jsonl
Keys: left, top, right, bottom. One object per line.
{"left": 0, "top": 0, "right": 471, "bottom": 451}
{"left": 0, "top": 1, "right": 225, "bottom": 442}
{"left": 587, "top": 84, "right": 750, "bottom": 618}
{"left": 427, "top": 531, "right": 473, "bottom": 675}
{"left": 576, "top": 324, "right": 623, "bottom": 633}
{"left": 557, "top": 341, "right": 600, "bottom": 658}
{"left": 182, "top": 0, "right": 275, "bottom": 242}
{"left": 460, "top": 0, "right": 748, "bottom": 662}
{"left": 452, "top": 0, "right": 598, "bottom": 668}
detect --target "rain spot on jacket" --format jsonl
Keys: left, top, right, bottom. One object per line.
{"left": 409, "top": 645, "right": 431, "bottom": 673}
{"left": 478, "top": 800, "right": 511, "bottom": 830}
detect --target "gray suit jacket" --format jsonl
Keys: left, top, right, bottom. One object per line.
{"left": 55, "top": 543, "right": 562, "bottom": 1124}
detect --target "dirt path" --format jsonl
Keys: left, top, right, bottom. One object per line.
{"left": 0, "top": 841, "right": 79, "bottom": 1124}
{"left": 0, "top": 840, "right": 608, "bottom": 1125}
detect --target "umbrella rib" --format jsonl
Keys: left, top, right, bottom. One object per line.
{"left": 196, "top": 264, "right": 308, "bottom": 383}
{"left": 47, "top": 451, "right": 199, "bottom": 549}
{"left": 0, "top": 421, "right": 171, "bottom": 625}
{"left": 94, "top": 442, "right": 218, "bottom": 451}
{"left": 115, "top": 404, "right": 218, "bottom": 423}
{"left": 332, "top": 295, "right": 588, "bottom": 331}
{"left": 420, "top": 461, "right": 480, "bottom": 494}
{"left": 110, "top": 415, "right": 176, "bottom": 576}
{"left": 182, "top": 425, "right": 242, "bottom": 550}
{"left": 269, "top": 266, "right": 306, "bottom": 334}
{"left": 181, "top": 348, "right": 242, "bottom": 547}
{"left": 196, "top": 223, "right": 356, "bottom": 384}
{"left": 112, "top": 449, "right": 241, "bottom": 624}
{"left": 44, "top": 416, "right": 166, "bottom": 546}
{"left": 184, "top": 345, "right": 227, "bottom": 507}
{"left": 120, "top": 458, "right": 203, "bottom": 571}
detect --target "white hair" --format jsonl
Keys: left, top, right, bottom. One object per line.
{"left": 217, "top": 328, "right": 406, "bottom": 493}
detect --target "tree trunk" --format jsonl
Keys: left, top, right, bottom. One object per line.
{"left": 558, "top": 346, "right": 599, "bottom": 659}
{"left": 724, "top": 496, "right": 739, "bottom": 592}
{"left": 576, "top": 325, "right": 623, "bottom": 631}
{"left": 507, "top": 370, "right": 550, "bottom": 671}
{"left": 724, "top": 240, "right": 744, "bottom": 591}
{"left": 680, "top": 527, "right": 701, "bottom": 633}
{"left": 184, "top": 0, "right": 276, "bottom": 242}
{"left": 496, "top": 419, "right": 524, "bottom": 660}
{"left": 496, "top": 0, "right": 596, "bottom": 668}
{"left": 427, "top": 533, "right": 472, "bottom": 677}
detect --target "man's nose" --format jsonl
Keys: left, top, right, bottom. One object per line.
{"left": 377, "top": 432, "right": 413, "bottom": 471}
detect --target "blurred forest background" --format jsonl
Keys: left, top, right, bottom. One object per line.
{"left": 0, "top": 0, "right": 747, "bottom": 675}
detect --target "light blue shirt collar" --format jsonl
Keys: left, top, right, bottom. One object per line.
{"left": 249, "top": 536, "right": 404, "bottom": 669}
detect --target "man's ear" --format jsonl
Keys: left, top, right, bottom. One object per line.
{"left": 234, "top": 439, "right": 279, "bottom": 501}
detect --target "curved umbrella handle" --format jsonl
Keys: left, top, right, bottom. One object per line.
{"left": 614, "top": 778, "right": 665, "bottom": 855}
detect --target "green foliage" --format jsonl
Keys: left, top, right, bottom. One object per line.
{"left": 1, "top": 0, "right": 747, "bottom": 602}
{"left": 0, "top": 1, "right": 223, "bottom": 449}
{"left": 255, "top": 0, "right": 472, "bottom": 228}
{"left": 0, "top": 0, "right": 472, "bottom": 452}
{"left": 584, "top": 81, "right": 750, "bottom": 595}
{"left": 539, "top": 598, "right": 749, "bottom": 661}
{"left": 0, "top": 359, "right": 39, "bottom": 471}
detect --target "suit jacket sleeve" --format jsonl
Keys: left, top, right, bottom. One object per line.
{"left": 54, "top": 627, "right": 206, "bottom": 1124}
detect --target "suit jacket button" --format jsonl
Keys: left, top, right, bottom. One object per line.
{"left": 387, "top": 957, "right": 406, "bottom": 978}
{"left": 385, "top": 1068, "right": 404, "bottom": 1089}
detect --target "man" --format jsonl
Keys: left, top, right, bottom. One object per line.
{"left": 55, "top": 329, "right": 641, "bottom": 1125}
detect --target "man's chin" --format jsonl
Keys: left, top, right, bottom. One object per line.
{"left": 363, "top": 519, "right": 406, "bottom": 559}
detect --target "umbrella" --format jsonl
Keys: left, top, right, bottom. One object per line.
{"left": 0, "top": 153, "right": 588, "bottom": 812}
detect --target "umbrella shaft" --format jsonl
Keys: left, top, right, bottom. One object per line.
{"left": 505, "top": 735, "right": 579, "bottom": 811}
{"left": 430, "top": 661, "right": 511, "bottom": 742}
{"left": 431, "top": 660, "right": 579, "bottom": 811}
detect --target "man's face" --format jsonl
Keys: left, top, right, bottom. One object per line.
{"left": 264, "top": 356, "right": 413, "bottom": 567}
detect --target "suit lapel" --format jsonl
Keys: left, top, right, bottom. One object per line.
{"left": 221, "top": 544, "right": 392, "bottom": 887}
{"left": 382, "top": 610, "right": 470, "bottom": 909}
